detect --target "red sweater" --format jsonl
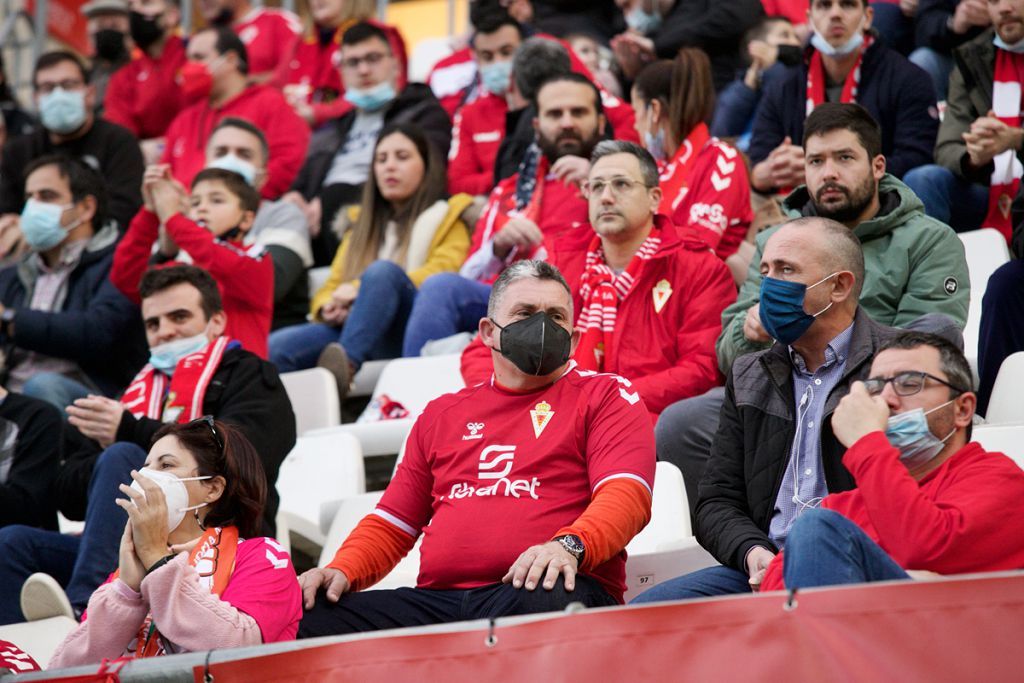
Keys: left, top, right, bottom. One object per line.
{"left": 160, "top": 85, "right": 310, "bottom": 200}
{"left": 761, "top": 433, "right": 1024, "bottom": 591}
{"left": 103, "top": 36, "right": 187, "bottom": 140}
{"left": 448, "top": 92, "right": 507, "bottom": 195}
{"left": 111, "top": 209, "right": 274, "bottom": 358}
{"left": 461, "top": 215, "right": 736, "bottom": 418}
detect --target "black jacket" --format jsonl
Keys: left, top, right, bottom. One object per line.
{"left": 56, "top": 347, "right": 296, "bottom": 534}
{"left": 915, "top": 0, "right": 986, "bottom": 54}
{"left": 0, "top": 393, "right": 64, "bottom": 530}
{"left": 695, "top": 308, "right": 896, "bottom": 571}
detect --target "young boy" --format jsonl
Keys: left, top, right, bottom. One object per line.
{"left": 111, "top": 165, "right": 274, "bottom": 358}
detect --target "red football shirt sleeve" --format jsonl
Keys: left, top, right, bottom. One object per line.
{"left": 375, "top": 413, "right": 437, "bottom": 537}
{"left": 583, "top": 374, "right": 657, "bottom": 494}
{"left": 683, "top": 145, "right": 752, "bottom": 258}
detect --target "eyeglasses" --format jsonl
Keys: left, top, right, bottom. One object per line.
{"left": 36, "top": 79, "right": 85, "bottom": 95}
{"left": 863, "top": 371, "right": 968, "bottom": 397}
{"left": 582, "top": 177, "right": 651, "bottom": 199}
{"left": 191, "top": 415, "right": 224, "bottom": 454}
{"left": 341, "top": 52, "right": 388, "bottom": 70}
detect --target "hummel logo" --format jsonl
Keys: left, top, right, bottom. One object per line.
{"left": 462, "top": 422, "right": 485, "bottom": 440}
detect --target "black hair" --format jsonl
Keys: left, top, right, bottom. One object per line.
{"left": 23, "top": 154, "right": 108, "bottom": 228}
{"left": 342, "top": 21, "right": 392, "bottom": 49}
{"left": 533, "top": 71, "right": 603, "bottom": 115}
{"left": 803, "top": 102, "right": 883, "bottom": 159}
{"left": 33, "top": 50, "right": 90, "bottom": 88}
{"left": 191, "top": 167, "right": 261, "bottom": 212}
{"left": 138, "top": 264, "right": 224, "bottom": 317}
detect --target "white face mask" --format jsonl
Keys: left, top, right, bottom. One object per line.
{"left": 148, "top": 329, "right": 210, "bottom": 376}
{"left": 130, "top": 468, "right": 212, "bottom": 530}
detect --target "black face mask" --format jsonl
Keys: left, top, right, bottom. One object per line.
{"left": 776, "top": 44, "right": 804, "bottom": 67}
{"left": 94, "top": 29, "right": 128, "bottom": 62}
{"left": 211, "top": 8, "right": 234, "bottom": 26}
{"left": 491, "top": 312, "right": 572, "bottom": 377}
{"left": 130, "top": 11, "right": 164, "bottom": 50}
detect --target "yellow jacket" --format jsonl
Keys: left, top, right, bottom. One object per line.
{"left": 310, "top": 193, "right": 474, "bottom": 319}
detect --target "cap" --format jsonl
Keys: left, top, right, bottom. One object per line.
{"left": 81, "top": 0, "right": 129, "bottom": 17}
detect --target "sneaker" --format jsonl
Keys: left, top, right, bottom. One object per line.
{"left": 317, "top": 342, "right": 352, "bottom": 402}
{"left": 20, "top": 573, "right": 74, "bottom": 622}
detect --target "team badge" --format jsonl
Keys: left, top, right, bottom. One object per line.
{"left": 162, "top": 392, "right": 182, "bottom": 423}
{"left": 530, "top": 401, "right": 554, "bottom": 438}
{"left": 652, "top": 279, "right": 673, "bottom": 314}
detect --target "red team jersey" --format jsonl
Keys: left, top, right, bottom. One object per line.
{"left": 375, "top": 363, "right": 656, "bottom": 602}
{"left": 234, "top": 8, "right": 302, "bottom": 77}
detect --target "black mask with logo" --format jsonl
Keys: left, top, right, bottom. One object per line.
{"left": 94, "top": 29, "right": 128, "bottom": 62}
{"left": 490, "top": 312, "right": 571, "bottom": 377}
{"left": 130, "top": 11, "right": 164, "bottom": 50}
{"left": 776, "top": 44, "right": 804, "bottom": 67}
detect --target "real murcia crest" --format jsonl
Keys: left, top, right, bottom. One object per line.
{"left": 530, "top": 401, "right": 554, "bottom": 438}
{"left": 652, "top": 279, "right": 673, "bottom": 314}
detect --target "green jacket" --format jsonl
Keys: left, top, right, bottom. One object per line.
{"left": 716, "top": 174, "right": 970, "bottom": 374}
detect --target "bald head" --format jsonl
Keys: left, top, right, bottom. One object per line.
{"left": 773, "top": 217, "right": 864, "bottom": 299}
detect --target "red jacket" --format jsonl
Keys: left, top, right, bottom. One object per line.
{"left": 271, "top": 20, "right": 408, "bottom": 128}
{"left": 161, "top": 84, "right": 310, "bottom": 200}
{"left": 112, "top": 209, "right": 274, "bottom": 358}
{"left": 761, "top": 434, "right": 1024, "bottom": 591}
{"left": 448, "top": 92, "right": 506, "bottom": 195}
{"left": 235, "top": 7, "right": 302, "bottom": 77}
{"left": 103, "top": 36, "right": 186, "bottom": 140}
{"left": 461, "top": 215, "right": 736, "bottom": 418}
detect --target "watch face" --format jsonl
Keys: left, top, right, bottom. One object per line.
{"left": 560, "top": 535, "right": 584, "bottom": 555}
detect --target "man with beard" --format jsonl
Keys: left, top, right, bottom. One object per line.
{"left": 196, "top": 0, "right": 300, "bottom": 80}
{"left": 656, "top": 103, "right": 970, "bottom": 516}
{"left": 402, "top": 72, "right": 602, "bottom": 357}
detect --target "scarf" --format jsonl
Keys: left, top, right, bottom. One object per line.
{"left": 984, "top": 48, "right": 1024, "bottom": 242}
{"left": 574, "top": 226, "right": 662, "bottom": 372}
{"left": 805, "top": 33, "right": 872, "bottom": 116}
{"left": 120, "top": 336, "right": 230, "bottom": 424}
{"left": 658, "top": 123, "right": 711, "bottom": 216}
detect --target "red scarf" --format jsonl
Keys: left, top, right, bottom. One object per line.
{"left": 120, "top": 336, "right": 230, "bottom": 424}
{"left": 984, "top": 48, "right": 1024, "bottom": 243}
{"left": 574, "top": 226, "right": 662, "bottom": 372}
{"left": 805, "top": 33, "right": 872, "bottom": 116}
{"left": 658, "top": 123, "right": 710, "bottom": 216}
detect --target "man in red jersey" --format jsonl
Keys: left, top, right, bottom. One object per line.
{"left": 297, "top": 259, "right": 655, "bottom": 636}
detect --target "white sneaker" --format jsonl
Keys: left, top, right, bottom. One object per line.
{"left": 20, "top": 573, "right": 74, "bottom": 622}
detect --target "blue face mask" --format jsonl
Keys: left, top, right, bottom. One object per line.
{"left": 39, "top": 87, "right": 88, "bottom": 135}
{"left": 994, "top": 34, "right": 1024, "bottom": 54}
{"left": 344, "top": 81, "right": 397, "bottom": 111}
{"left": 643, "top": 123, "right": 666, "bottom": 162}
{"left": 149, "top": 331, "right": 210, "bottom": 375}
{"left": 758, "top": 272, "right": 837, "bottom": 346}
{"left": 20, "top": 199, "right": 81, "bottom": 251}
{"left": 884, "top": 400, "right": 956, "bottom": 469}
{"left": 625, "top": 6, "right": 662, "bottom": 34}
{"left": 208, "top": 153, "right": 258, "bottom": 186}
{"left": 479, "top": 59, "right": 513, "bottom": 96}
{"left": 810, "top": 25, "right": 864, "bottom": 58}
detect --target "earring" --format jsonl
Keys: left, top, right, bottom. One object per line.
{"left": 194, "top": 508, "right": 206, "bottom": 530}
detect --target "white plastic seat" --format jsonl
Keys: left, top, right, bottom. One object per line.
{"left": 0, "top": 615, "right": 77, "bottom": 670}
{"left": 972, "top": 423, "right": 1024, "bottom": 469}
{"left": 307, "top": 266, "right": 331, "bottom": 298}
{"left": 276, "top": 431, "right": 365, "bottom": 548}
{"left": 350, "top": 360, "right": 389, "bottom": 398}
{"left": 983, "top": 352, "right": 1024, "bottom": 424}
{"left": 408, "top": 36, "right": 455, "bottom": 83}
{"left": 280, "top": 368, "right": 341, "bottom": 435}
{"left": 958, "top": 228, "right": 1010, "bottom": 383}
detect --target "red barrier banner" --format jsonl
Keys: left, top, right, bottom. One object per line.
{"left": 194, "top": 572, "right": 1024, "bottom": 681}
{"left": 26, "top": 0, "right": 91, "bottom": 55}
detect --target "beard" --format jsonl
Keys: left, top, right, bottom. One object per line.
{"left": 537, "top": 127, "right": 601, "bottom": 163}
{"left": 811, "top": 173, "right": 876, "bottom": 224}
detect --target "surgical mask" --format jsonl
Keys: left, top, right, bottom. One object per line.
{"left": 491, "top": 312, "right": 571, "bottom": 376}
{"left": 178, "top": 57, "right": 224, "bottom": 104}
{"left": 38, "top": 88, "right": 87, "bottom": 135}
{"left": 810, "top": 24, "right": 864, "bottom": 57}
{"left": 20, "top": 199, "right": 81, "bottom": 251}
{"left": 625, "top": 6, "right": 662, "bottom": 34}
{"left": 644, "top": 127, "right": 666, "bottom": 162}
{"left": 149, "top": 331, "right": 210, "bottom": 375}
{"left": 94, "top": 29, "right": 128, "bottom": 62}
{"left": 129, "top": 10, "right": 164, "bottom": 50}
{"left": 994, "top": 34, "right": 1024, "bottom": 54}
{"left": 776, "top": 44, "right": 804, "bottom": 67}
{"left": 884, "top": 400, "right": 956, "bottom": 469}
{"left": 344, "top": 81, "right": 397, "bottom": 111}
{"left": 480, "top": 60, "right": 513, "bottom": 96}
{"left": 758, "top": 272, "right": 838, "bottom": 346}
{"left": 130, "top": 468, "right": 212, "bottom": 531}
{"left": 209, "top": 153, "right": 257, "bottom": 186}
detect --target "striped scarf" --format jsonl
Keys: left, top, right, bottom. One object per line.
{"left": 805, "top": 33, "right": 872, "bottom": 117}
{"left": 575, "top": 227, "right": 661, "bottom": 372}
{"left": 984, "top": 48, "right": 1024, "bottom": 243}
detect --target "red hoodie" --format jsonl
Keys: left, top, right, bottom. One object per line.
{"left": 161, "top": 85, "right": 310, "bottom": 200}
{"left": 112, "top": 209, "right": 274, "bottom": 358}
{"left": 103, "top": 36, "right": 187, "bottom": 140}
{"left": 448, "top": 92, "right": 508, "bottom": 195}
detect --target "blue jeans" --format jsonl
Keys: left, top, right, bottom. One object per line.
{"left": 629, "top": 564, "right": 752, "bottom": 604}
{"left": 909, "top": 47, "right": 953, "bottom": 101}
{"left": 21, "top": 373, "right": 93, "bottom": 414}
{"left": 783, "top": 508, "right": 910, "bottom": 588}
{"left": 902, "top": 165, "right": 988, "bottom": 232}
{"left": 0, "top": 442, "right": 146, "bottom": 624}
{"left": 270, "top": 260, "right": 418, "bottom": 372}
{"left": 402, "top": 273, "right": 491, "bottom": 357}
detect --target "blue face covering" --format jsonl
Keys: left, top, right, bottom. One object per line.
{"left": 344, "top": 81, "right": 397, "bottom": 111}
{"left": 209, "top": 153, "right": 257, "bottom": 186}
{"left": 994, "top": 34, "right": 1024, "bottom": 54}
{"left": 20, "top": 199, "right": 80, "bottom": 251}
{"left": 39, "top": 88, "right": 88, "bottom": 135}
{"left": 810, "top": 26, "right": 864, "bottom": 58}
{"left": 149, "top": 331, "right": 210, "bottom": 375}
{"left": 884, "top": 400, "right": 956, "bottom": 469}
{"left": 480, "top": 59, "right": 513, "bottom": 96}
{"left": 626, "top": 6, "right": 662, "bottom": 34}
{"left": 758, "top": 273, "right": 837, "bottom": 346}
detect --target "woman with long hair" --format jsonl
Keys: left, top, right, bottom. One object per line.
{"left": 631, "top": 49, "right": 754, "bottom": 273}
{"left": 269, "top": 122, "right": 473, "bottom": 395}
{"left": 50, "top": 419, "right": 301, "bottom": 665}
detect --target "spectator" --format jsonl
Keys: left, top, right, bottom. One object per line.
{"left": 911, "top": 0, "right": 990, "bottom": 100}
{"left": 274, "top": 0, "right": 407, "bottom": 128}
{"left": 112, "top": 165, "right": 274, "bottom": 359}
{"left": 0, "top": 386, "right": 65, "bottom": 530}
{"left": 297, "top": 260, "right": 655, "bottom": 637}
{"left": 0, "top": 51, "right": 144, "bottom": 241}
{"left": 711, "top": 15, "right": 804, "bottom": 147}
{"left": 460, "top": 141, "right": 736, "bottom": 420}
{"left": 270, "top": 123, "right": 472, "bottom": 396}
{"left": 565, "top": 32, "right": 623, "bottom": 97}
{"left": 532, "top": 0, "right": 623, "bottom": 43}
{"left": 903, "top": 1, "right": 1023, "bottom": 236}
{"left": 0, "top": 265, "right": 295, "bottom": 625}
{"left": 632, "top": 216, "right": 890, "bottom": 602}
{"left": 0, "top": 53, "right": 34, "bottom": 139}
{"left": 748, "top": 0, "right": 938, "bottom": 193}
{"left": 402, "top": 72, "right": 601, "bottom": 357}
{"left": 0, "top": 156, "right": 146, "bottom": 409}
{"left": 657, "top": 103, "right": 970, "bottom": 514}
{"left": 611, "top": 0, "right": 765, "bottom": 92}
{"left": 161, "top": 26, "right": 310, "bottom": 201}
{"left": 81, "top": 0, "right": 131, "bottom": 116}
{"left": 631, "top": 51, "right": 753, "bottom": 270}
{"left": 48, "top": 420, "right": 301, "bottom": 663}
{"left": 284, "top": 22, "right": 450, "bottom": 265}
{"left": 198, "top": 0, "right": 302, "bottom": 80}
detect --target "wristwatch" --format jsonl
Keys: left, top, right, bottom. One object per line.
{"left": 554, "top": 534, "right": 585, "bottom": 566}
